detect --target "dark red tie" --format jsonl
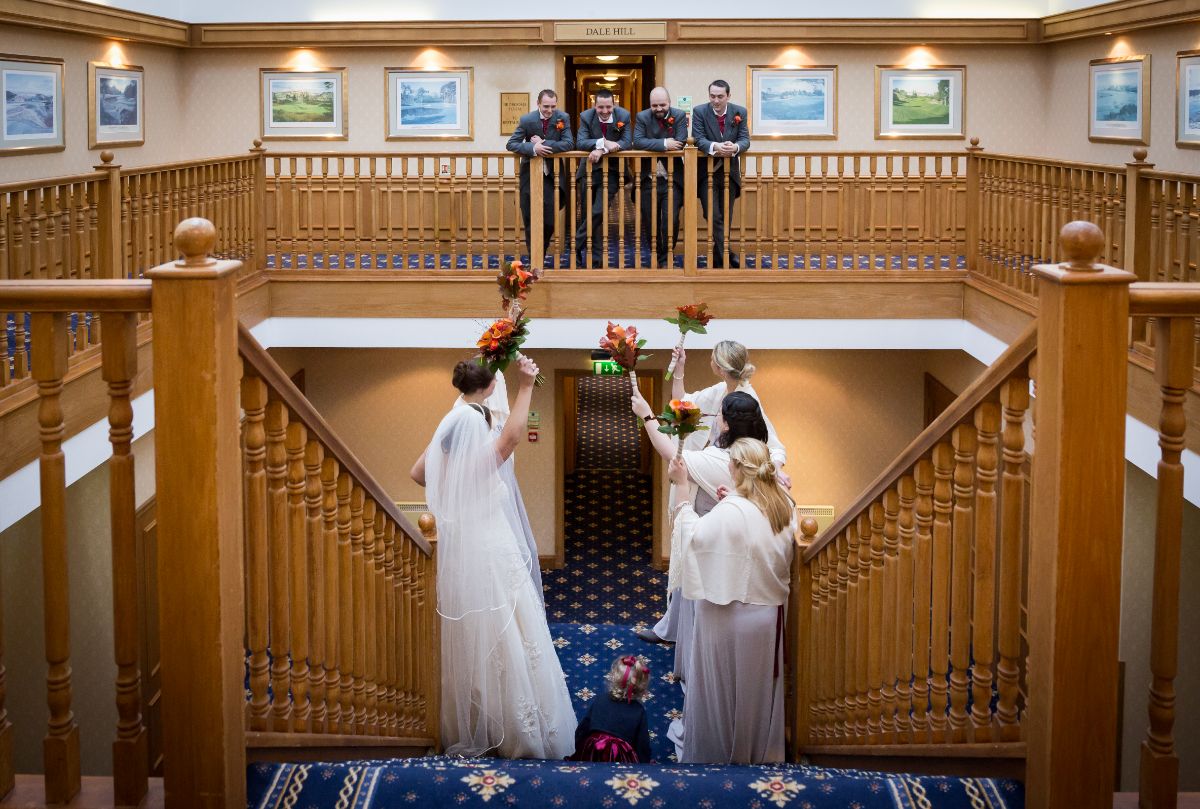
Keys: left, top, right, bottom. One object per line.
{"left": 541, "top": 117, "right": 549, "bottom": 137}
{"left": 718, "top": 114, "right": 726, "bottom": 136}
{"left": 601, "top": 121, "right": 608, "bottom": 139}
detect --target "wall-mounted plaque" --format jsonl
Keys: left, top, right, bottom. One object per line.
{"left": 553, "top": 22, "right": 667, "bottom": 42}
{"left": 500, "top": 91, "right": 529, "bottom": 134}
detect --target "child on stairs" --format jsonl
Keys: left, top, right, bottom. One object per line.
{"left": 569, "top": 655, "right": 653, "bottom": 763}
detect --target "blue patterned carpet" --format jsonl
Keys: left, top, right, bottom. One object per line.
{"left": 248, "top": 756, "right": 1025, "bottom": 808}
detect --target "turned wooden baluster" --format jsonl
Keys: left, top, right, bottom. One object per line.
{"left": 321, "top": 457, "right": 342, "bottom": 731}
{"left": 844, "top": 523, "right": 860, "bottom": 742}
{"left": 265, "top": 401, "right": 292, "bottom": 732}
{"left": 241, "top": 373, "right": 270, "bottom": 731}
{"left": 419, "top": 514, "right": 440, "bottom": 745}
{"left": 103, "top": 311, "right": 148, "bottom": 804}
{"left": 395, "top": 538, "right": 412, "bottom": 731}
{"left": 362, "top": 499, "right": 379, "bottom": 734}
{"left": 374, "top": 512, "right": 388, "bottom": 733}
{"left": 815, "top": 542, "right": 832, "bottom": 739}
{"left": 996, "top": 376, "right": 1029, "bottom": 741}
{"left": 383, "top": 521, "right": 399, "bottom": 734}
{"left": 971, "top": 403, "right": 1001, "bottom": 741}
{"left": 895, "top": 476, "right": 916, "bottom": 744}
{"left": 834, "top": 530, "right": 850, "bottom": 742}
{"left": 929, "top": 443, "right": 954, "bottom": 741}
{"left": 287, "top": 422, "right": 311, "bottom": 731}
{"left": 949, "top": 424, "right": 976, "bottom": 742}
{"left": 350, "top": 485, "right": 367, "bottom": 733}
{"left": 336, "top": 472, "right": 354, "bottom": 733}
{"left": 304, "top": 439, "right": 325, "bottom": 732}
{"left": 855, "top": 513, "right": 873, "bottom": 741}
{"left": 866, "top": 504, "right": 885, "bottom": 743}
{"left": 1139, "top": 315, "right": 1194, "bottom": 809}
{"left": 912, "top": 459, "right": 935, "bottom": 742}
{"left": 881, "top": 490, "right": 900, "bottom": 743}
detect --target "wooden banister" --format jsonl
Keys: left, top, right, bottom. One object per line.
{"left": 0, "top": 281, "right": 151, "bottom": 312}
{"left": 804, "top": 320, "right": 1037, "bottom": 563}
{"left": 1131, "top": 283, "right": 1200, "bottom": 316}
{"left": 236, "top": 324, "right": 430, "bottom": 555}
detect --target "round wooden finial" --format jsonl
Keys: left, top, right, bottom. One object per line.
{"left": 1132, "top": 146, "right": 1148, "bottom": 162}
{"left": 253, "top": 138, "right": 263, "bottom": 148}
{"left": 100, "top": 150, "right": 114, "bottom": 164}
{"left": 173, "top": 217, "right": 217, "bottom": 266}
{"left": 800, "top": 517, "right": 820, "bottom": 538}
{"left": 1059, "top": 220, "right": 1105, "bottom": 269}
{"left": 969, "top": 137, "right": 980, "bottom": 147}
{"left": 418, "top": 512, "right": 437, "bottom": 540}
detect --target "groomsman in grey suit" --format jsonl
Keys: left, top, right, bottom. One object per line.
{"left": 633, "top": 86, "right": 688, "bottom": 267}
{"left": 506, "top": 89, "right": 575, "bottom": 258}
{"left": 573, "top": 89, "right": 633, "bottom": 267}
{"left": 692, "top": 79, "right": 750, "bottom": 268}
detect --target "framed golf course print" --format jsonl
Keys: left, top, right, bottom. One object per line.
{"left": 875, "top": 65, "right": 965, "bottom": 140}
{"left": 259, "top": 67, "right": 347, "bottom": 141}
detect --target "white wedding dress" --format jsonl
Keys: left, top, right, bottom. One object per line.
{"left": 425, "top": 406, "right": 576, "bottom": 759}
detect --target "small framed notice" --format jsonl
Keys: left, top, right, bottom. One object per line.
{"left": 500, "top": 92, "right": 529, "bottom": 135}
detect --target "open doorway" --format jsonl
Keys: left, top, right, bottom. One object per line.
{"left": 561, "top": 53, "right": 657, "bottom": 122}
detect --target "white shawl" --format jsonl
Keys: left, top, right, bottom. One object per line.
{"left": 666, "top": 446, "right": 735, "bottom": 592}
{"left": 679, "top": 380, "right": 787, "bottom": 466}
{"left": 676, "top": 494, "right": 794, "bottom": 607}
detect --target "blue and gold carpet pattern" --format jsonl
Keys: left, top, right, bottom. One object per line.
{"left": 248, "top": 756, "right": 1025, "bottom": 809}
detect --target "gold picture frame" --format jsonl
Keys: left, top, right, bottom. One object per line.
{"left": 1089, "top": 54, "right": 1150, "bottom": 145}
{"left": 746, "top": 65, "right": 837, "bottom": 140}
{"left": 875, "top": 65, "right": 966, "bottom": 140}
{"left": 88, "top": 61, "right": 144, "bottom": 149}
{"left": 385, "top": 67, "right": 474, "bottom": 141}
{"left": 500, "top": 91, "right": 529, "bottom": 135}
{"left": 1175, "top": 49, "right": 1200, "bottom": 150}
{"left": 0, "top": 53, "right": 65, "bottom": 156}
{"left": 259, "top": 67, "right": 348, "bottom": 142}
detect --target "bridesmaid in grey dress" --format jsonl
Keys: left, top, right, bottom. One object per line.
{"left": 667, "top": 437, "right": 795, "bottom": 764}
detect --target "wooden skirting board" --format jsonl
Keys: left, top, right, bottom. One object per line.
{"left": 3, "top": 0, "right": 1197, "bottom": 47}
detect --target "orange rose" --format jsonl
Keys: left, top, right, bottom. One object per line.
{"left": 733, "top": 114, "right": 742, "bottom": 124}
{"left": 555, "top": 119, "right": 564, "bottom": 130}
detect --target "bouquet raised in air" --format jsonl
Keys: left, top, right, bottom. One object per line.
{"left": 656, "top": 399, "right": 709, "bottom": 458}
{"left": 497, "top": 259, "right": 539, "bottom": 313}
{"left": 664, "top": 303, "right": 713, "bottom": 380}
{"left": 476, "top": 315, "right": 544, "bottom": 385}
{"left": 599, "top": 322, "right": 651, "bottom": 391}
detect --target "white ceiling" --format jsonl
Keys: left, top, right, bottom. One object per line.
{"left": 87, "top": 0, "right": 1104, "bottom": 23}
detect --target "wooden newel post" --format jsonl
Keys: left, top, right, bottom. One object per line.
{"left": 683, "top": 144, "right": 699, "bottom": 274}
{"left": 789, "top": 517, "right": 819, "bottom": 759}
{"left": 418, "top": 514, "right": 440, "bottom": 751}
{"left": 1123, "top": 148, "right": 1153, "bottom": 282}
{"left": 964, "top": 137, "right": 984, "bottom": 274}
{"left": 146, "top": 218, "right": 246, "bottom": 808}
{"left": 94, "top": 151, "right": 125, "bottom": 280}
{"left": 250, "top": 139, "right": 267, "bottom": 271}
{"left": 1026, "top": 221, "right": 1133, "bottom": 809}
{"left": 529, "top": 158, "right": 545, "bottom": 272}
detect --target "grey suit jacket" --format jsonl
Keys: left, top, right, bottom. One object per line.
{"left": 576, "top": 106, "right": 634, "bottom": 153}
{"left": 505, "top": 110, "right": 575, "bottom": 162}
{"left": 632, "top": 107, "right": 688, "bottom": 151}
{"left": 692, "top": 103, "right": 750, "bottom": 157}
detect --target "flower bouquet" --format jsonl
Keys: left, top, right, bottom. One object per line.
{"left": 664, "top": 303, "right": 713, "bottom": 380}
{"left": 656, "top": 399, "right": 709, "bottom": 459}
{"left": 497, "top": 258, "right": 539, "bottom": 315}
{"left": 599, "top": 322, "right": 651, "bottom": 392}
{"left": 476, "top": 315, "right": 544, "bottom": 385}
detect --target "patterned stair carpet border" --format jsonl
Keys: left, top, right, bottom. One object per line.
{"left": 575, "top": 376, "right": 642, "bottom": 471}
{"left": 248, "top": 755, "right": 1025, "bottom": 809}
{"left": 264, "top": 252, "right": 969, "bottom": 271}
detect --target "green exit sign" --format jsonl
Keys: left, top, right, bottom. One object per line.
{"left": 592, "top": 360, "right": 622, "bottom": 376}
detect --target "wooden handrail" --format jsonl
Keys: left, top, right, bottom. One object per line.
{"left": 119, "top": 154, "right": 257, "bottom": 177}
{"left": 975, "top": 151, "right": 1126, "bottom": 173}
{"left": 236, "top": 323, "right": 430, "bottom": 556}
{"left": 1130, "top": 283, "right": 1200, "bottom": 316}
{"left": 0, "top": 280, "right": 152, "bottom": 312}
{"left": 803, "top": 321, "right": 1037, "bottom": 563}
{"left": 0, "top": 172, "right": 107, "bottom": 195}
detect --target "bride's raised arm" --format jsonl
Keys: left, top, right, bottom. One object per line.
{"left": 495, "top": 355, "right": 539, "bottom": 462}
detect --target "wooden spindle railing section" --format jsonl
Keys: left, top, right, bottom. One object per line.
{"left": 237, "top": 324, "right": 438, "bottom": 746}
{"left": 1128, "top": 283, "right": 1200, "bottom": 809}
{"left": 0, "top": 280, "right": 153, "bottom": 804}
{"left": 800, "top": 321, "right": 1035, "bottom": 751}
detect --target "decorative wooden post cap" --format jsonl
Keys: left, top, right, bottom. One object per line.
{"left": 800, "top": 517, "right": 819, "bottom": 539}
{"left": 1059, "top": 221, "right": 1105, "bottom": 271}
{"left": 418, "top": 512, "right": 437, "bottom": 541}
{"left": 1131, "top": 147, "right": 1149, "bottom": 163}
{"left": 174, "top": 217, "right": 217, "bottom": 267}
{"left": 966, "top": 136, "right": 983, "bottom": 152}
{"left": 251, "top": 138, "right": 264, "bottom": 151}
{"left": 100, "top": 150, "right": 115, "bottom": 164}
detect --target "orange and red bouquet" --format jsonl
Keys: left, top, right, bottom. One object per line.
{"left": 664, "top": 303, "right": 714, "bottom": 380}
{"left": 476, "top": 315, "right": 544, "bottom": 384}
{"left": 599, "top": 322, "right": 650, "bottom": 372}
{"left": 497, "top": 258, "right": 539, "bottom": 311}
{"left": 657, "top": 399, "right": 709, "bottom": 457}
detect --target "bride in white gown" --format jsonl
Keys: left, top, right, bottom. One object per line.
{"left": 412, "top": 356, "right": 576, "bottom": 759}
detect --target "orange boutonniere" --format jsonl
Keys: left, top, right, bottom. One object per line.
{"left": 666, "top": 116, "right": 675, "bottom": 125}
{"left": 616, "top": 120, "right": 625, "bottom": 129}
{"left": 555, "top": 119, "right": 564, "bottom": 131}
{"left": 733, "top": 114, "right": 742, "bottom": 124}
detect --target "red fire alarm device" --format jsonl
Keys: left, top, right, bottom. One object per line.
{"left": 528, "top": 430, "right": 539, "bottom": 443}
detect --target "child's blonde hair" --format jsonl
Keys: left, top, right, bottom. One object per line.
{"left": 728, "top": 437, "right": 793, "bottom": 534}
{"left": 605, "top": 654, "right": 651, "bottom": 702}
{"left": 712, "top": 340, "right": 756, "bottom": 381}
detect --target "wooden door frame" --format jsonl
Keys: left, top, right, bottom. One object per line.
{"left": 553, "top": 369, "right": 662, "bottom": 571}
{"left": 555, "top": 47, "right": 664, "bottom": 119}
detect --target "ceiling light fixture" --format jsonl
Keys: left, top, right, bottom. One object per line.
{"left": 596, "top": 55, "right": 620, "bottom": 62}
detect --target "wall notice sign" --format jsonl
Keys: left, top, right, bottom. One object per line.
{"left": 500, "top": 92, "right": 529, "bottom": 135}
{"left": 553, "top": 22, "right": 667, "bottom": 42}
{"left": 676, "top": 95, "right": 693, "bottom": 113}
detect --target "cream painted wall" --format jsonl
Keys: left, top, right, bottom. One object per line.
{"left": 1118, "top": 462, "right": 1200, "bottom": 791}
{"left": 0, "top": 25, "right": 188, "bottom": 181}
{"left": 0, "top": 431, "right": 155, "bottom": 775}
{"left": 1042, "top": 22, "right": 1200, "bottom": 173}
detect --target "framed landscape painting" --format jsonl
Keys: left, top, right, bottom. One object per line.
{"left": 876, "top": 65, "right": 965, "bottom": 139}
{"left": 747, "top": 66, "right": 837, "bottom": 139}
{"left": 1, "top": 53, "right": 65, "bottom": 155}
{"left": 89, "top": 62, "right": 144, "bottom": 148}
{"left": 1177, "top": 50, "right": 1200, "bottom": 149}
{"left": 1089, "top": 55, "right": 1149, "bottom": 144}
{"left": 260, "top": 67, "right": 347, "bottom": 141}
{"left": 385, "top": 67, "right": 473, "bottom": 140}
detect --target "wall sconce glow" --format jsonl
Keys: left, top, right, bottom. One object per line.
{"left": 103, "top": 43, "right": 127, "bottom": 67}
{"left": 1108, "top": 38, "right": 1134, "bottom": 57}
{"left": 777, "top": 48, "right": 808, "bottom": 69}
{"left": 416, "top": 49, "right": 446, "bottom": 69}
{"left": 596, "top": 55, "right": 620, "bottom": 62}
{"left": 288, "top": 49, "right": 321, "bottom": 70}
{"left": 903, "top": 47, "right": 936, "bottom": 69}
